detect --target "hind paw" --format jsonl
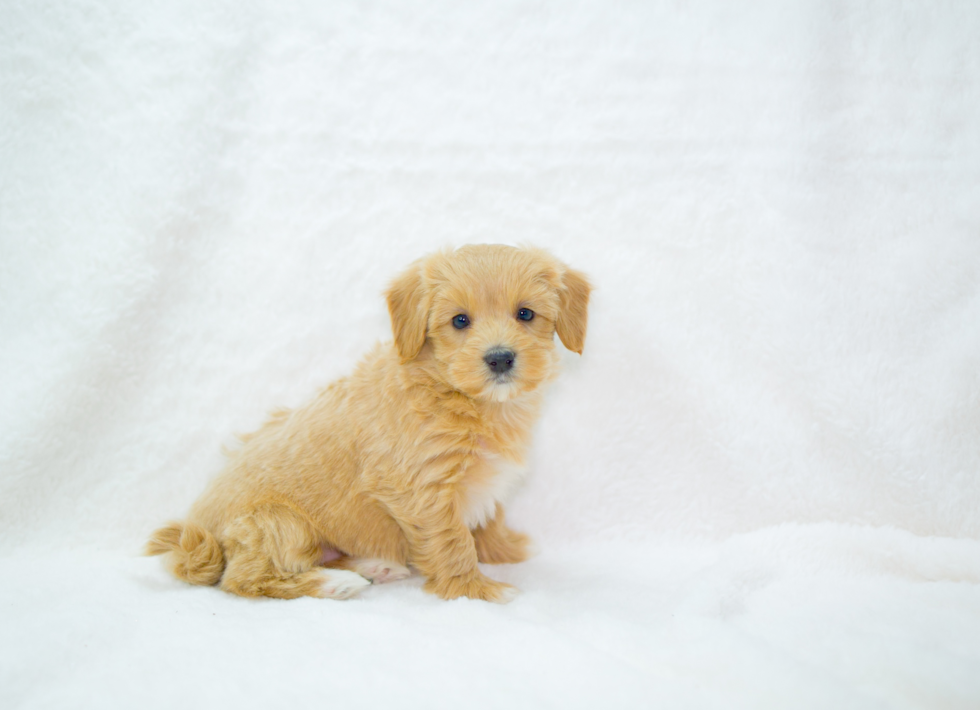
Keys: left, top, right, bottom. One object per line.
{"left": 317, "top": 569, "right": 371, "bottom": 599}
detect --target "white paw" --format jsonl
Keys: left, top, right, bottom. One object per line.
{"left": 318, "top": 569, "right": 371, "bottom": 599}
{"left": 350, "top": 558, "right": 412, "bottom": 584}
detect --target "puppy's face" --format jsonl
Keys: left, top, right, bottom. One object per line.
{"left": 387, "top": 245, "right": 591, "bottom": 403}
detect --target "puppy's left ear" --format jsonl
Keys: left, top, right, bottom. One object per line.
{"left": 386, "top": 260, "right": 430, "bottom": 362}
{"left": 556, "top": 267, "right": 591, "bottom": 354}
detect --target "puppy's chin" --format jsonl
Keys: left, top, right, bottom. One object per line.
{"left": 485, "top": 380, "right": 520, "bottom": 403}
{"left": 477, "top": 372, "right": 550, "bottom": 403}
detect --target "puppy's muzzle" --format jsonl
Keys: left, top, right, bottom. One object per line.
{"left": 484, "top": 348, "right": 516, "bottom": 375}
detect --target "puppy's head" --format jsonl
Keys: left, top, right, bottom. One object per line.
{"left": 386, "top": 245, "right": 591, "bottom": 402}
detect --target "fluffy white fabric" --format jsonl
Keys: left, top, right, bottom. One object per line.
{"left": 2, "top": 1, "right": 978, "bottom": 707}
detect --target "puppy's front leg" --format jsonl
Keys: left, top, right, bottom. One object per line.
{"left": 386, "top": 488, "right": 517, "bottom": 604}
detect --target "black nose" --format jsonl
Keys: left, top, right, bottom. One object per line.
{"left": 484, "top": 349, "right": 516, "bottom": 374}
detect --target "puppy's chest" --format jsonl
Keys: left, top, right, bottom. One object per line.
{"left": 459, "top": 452, "right": 527, "bottom": 530}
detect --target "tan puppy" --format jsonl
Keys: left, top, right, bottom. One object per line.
{"left": 147, "top": 245, "right": 590, "bottom": 603}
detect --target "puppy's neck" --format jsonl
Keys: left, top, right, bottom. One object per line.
{"left": 477, "top": 395, "right": 541, "bottom": 461}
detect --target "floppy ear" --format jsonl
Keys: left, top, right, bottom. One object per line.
{"left": 386, "top": 260, "right": 430, "bottom": 362}
{"left": 555, "top": 267, "right": 591, "bottom": 354}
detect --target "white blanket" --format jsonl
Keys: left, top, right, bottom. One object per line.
{"left": 2, "top": 1, "right": 979, "bottom": 708}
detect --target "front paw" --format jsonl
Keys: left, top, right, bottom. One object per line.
{"left": 424, "top": 572, "right": 519, "bottom": 604}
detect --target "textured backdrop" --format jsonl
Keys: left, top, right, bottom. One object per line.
{"left": 2, "top": 1, "right": 979, "bottom": 708}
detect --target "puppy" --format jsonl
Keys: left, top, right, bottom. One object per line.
{"left": 147, "top": 244, "right": 590, "bottom": 603}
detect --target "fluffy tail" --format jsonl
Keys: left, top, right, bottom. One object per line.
{"left": 146, "top": 521, "right": 225, "bottom": 586}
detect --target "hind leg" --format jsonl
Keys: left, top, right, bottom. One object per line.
{"left": 219, "top": 503, "right": 370, "bottom": 600}
{"left": 472, "top": 503, "right": 534, "bottom": 564}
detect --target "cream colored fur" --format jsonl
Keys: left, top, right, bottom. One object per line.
{"left": 146, "top": 245, "right": 590, "bottom": 602}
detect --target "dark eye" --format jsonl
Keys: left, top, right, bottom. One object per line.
{"left": 452, "top": 314, "right": 470, "bottom": 329}
{"left": 517, "top": 308, "right": 535, "bottom": 322}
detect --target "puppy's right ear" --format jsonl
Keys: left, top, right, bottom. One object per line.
{"left": 386, "top": 260, "right": 430, "bottom": 362}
